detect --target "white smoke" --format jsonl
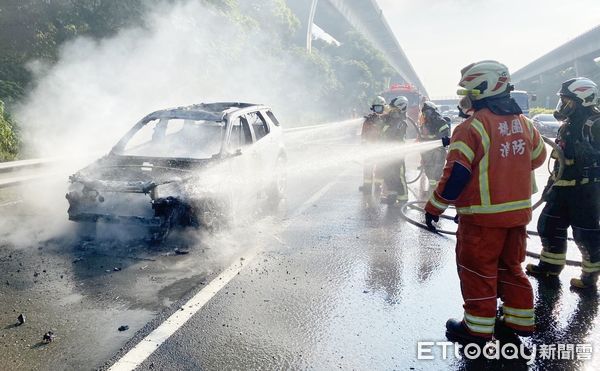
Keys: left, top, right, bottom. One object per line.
{"left": 2, "top": 0, "right": 436, "bottom": 251}
{"left": 15, "top": 0, "right": 324, "bottom": 158}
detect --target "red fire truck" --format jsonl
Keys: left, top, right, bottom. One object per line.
{"left": 380, "top": 83, "right": 424, "bottom": 138}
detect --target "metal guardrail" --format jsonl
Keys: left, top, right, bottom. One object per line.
{"left": 0, "top": 157, "right": 60, "bottom": 173}
{"left": 0, "top": 173, "right": 54, "bottom": 189}
{"left": 0, "top": 157, "right": 63, "bottom": 188}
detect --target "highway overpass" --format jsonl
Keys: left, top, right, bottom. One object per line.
{"left": 512, "top": 25, "right": 600, "bottom": 107}
{"left": 513, "top": 25, "right": 600, "bottom": 84}
{"left": 286, "top": 0, "right": 428, "bottom": 97}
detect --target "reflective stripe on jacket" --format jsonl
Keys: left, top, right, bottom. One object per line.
{"left": 425, "top": 108, "right": 547, "bottom": 227}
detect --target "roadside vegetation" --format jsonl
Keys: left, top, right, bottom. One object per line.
{"left": 0, "top": 100, "right": 18, "bottom": 161}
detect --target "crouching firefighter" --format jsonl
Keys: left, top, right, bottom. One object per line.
{"left": 424, "top": 60, "right": 547, "bottom": 344}
{"left": 360, "top": 96, "right": 387, "bottom": 194}
{"left": 419, "top": 101, "right": 451, "bottom": 192}
{"left": 379, "top": 96, "right": 410, "bottom": 205}
{"left": 527, "top": 77, "right": 600, "bottom": 290}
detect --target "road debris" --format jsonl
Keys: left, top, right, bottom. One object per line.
{"left": 174, "top": 248, "right": 189, "bottom": 255}
{"left": 118, "top": 325, "right": 129, "bottom": 332}
{"left": 42, "top": 331, "right": 55, "bottom": 343}
{"left": 17, "top": 314, "right": 25, "bottom": 326}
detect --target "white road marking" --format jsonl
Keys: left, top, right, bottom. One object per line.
{"left": 287, "top": 174, "right": 343, "bottom": 220}
{"left": 109, "top": 173, "right": 344, "bottom": 371}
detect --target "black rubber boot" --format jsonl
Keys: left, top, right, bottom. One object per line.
{"left": 494, "top": 318, "right": 533, "bottom": 357}
{"left": 570, "top": 272, "right": 599, "bottom": 291}
{"left": 380, "top": 192, "right": 398, "bottom": 206}
{"left": 526, "top": 262, "right": 562, "bottom": 278}
{"left": 359, "top": 184, "right": 372, "bottom": 194}
{"left": 445, "top": 319, "right": 488, "bottom": 346}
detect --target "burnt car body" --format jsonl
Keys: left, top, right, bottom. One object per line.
{"left": 66, "top": 102, "right": 286, "bottom": 240}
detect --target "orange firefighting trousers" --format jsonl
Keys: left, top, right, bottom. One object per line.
{"left": 457, "top": 222, "right": 535, "bottom": 338}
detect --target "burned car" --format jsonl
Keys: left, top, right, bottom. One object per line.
{"left": 66, "top": 102, "right": 286, "bottom": 241}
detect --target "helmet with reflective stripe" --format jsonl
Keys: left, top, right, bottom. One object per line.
{"left": 458, "top": 60, "right": 511, "bottom": 100}
{"left": 390, "top": 96, "right": 408, "bottom": 112}
{"left": 557, "top": 77, "right": 598, "bottom": 107}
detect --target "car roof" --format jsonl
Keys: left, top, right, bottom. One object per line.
{"left": 142, "top": 102, "right": 268, "bottom": 122}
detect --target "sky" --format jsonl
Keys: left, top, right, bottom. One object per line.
{"left": 377, "top": 0, "right": 600, "bottom": 98}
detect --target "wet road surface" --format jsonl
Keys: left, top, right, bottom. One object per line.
{"left": 0, "top": 134, "right": 599, "bottom": 370}
{"left": 127, "top": 166, "right": 599, "bottom": 371}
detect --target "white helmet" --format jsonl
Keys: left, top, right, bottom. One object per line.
{"left": 390, "top": 96, "right": 408, "bottom": 112}
{"left": 372, "top": 96, "right": 386, "bottom": 106}
{"left": 371, "top": 96, "right": 386, "bottom": 114}
{"left": 421, "top": 101, "right": 438, "bottom": 113}
{"left": 557, "top": 77, "right": 598, "bottom": 107}
{"left": 458, "top": 60, "right": 511, "bottom": 100}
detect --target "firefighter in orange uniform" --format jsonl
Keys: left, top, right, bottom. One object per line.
{"left": 380, "top": 96, "right": 410, "bottom": 205}
{"left": 360, "top": 96, "right": 387, "bottom": 194}
{"left": 424, "top": 60, "right": 547, "bottom": 344}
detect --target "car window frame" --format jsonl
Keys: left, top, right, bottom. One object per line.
{"left": 264, "top": 110, "right": 281, "bottom": 127}
{"left": 244, "top": 111, "right": 270, "bottom": 142}
{"left": 226, "top": 115, "right": 255, "bottom": 153}
{"left": 115, "top": 117, "right": 226, "bottom": 159}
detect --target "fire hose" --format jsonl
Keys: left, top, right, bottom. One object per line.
{"left": 399, "top": 136, "right": 582, "bottom": 267}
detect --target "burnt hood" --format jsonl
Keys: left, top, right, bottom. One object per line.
{"left": 70, "top": 154, "right": 212, "bottom": 193}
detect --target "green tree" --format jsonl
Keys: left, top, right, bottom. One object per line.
{"left": 0, "top": 100, "right": 19, "bottom": 161}
{"left": 316, "top": 30, "right": 395, "bottom": 114}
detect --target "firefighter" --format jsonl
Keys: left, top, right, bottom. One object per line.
{"left": 527, "top": 77, "right": 600, "bottom": 290}
{"left": 424, "top": 60, "right": 547, "bottom": 344}
{"left": 379, "top": 96, "right": 410, "bottom": 205}
{"left": 359, "top": 96, "right": 387, "bottom": 194}
{"left": 419, "top": 101, "right": 451, "bottom": 191}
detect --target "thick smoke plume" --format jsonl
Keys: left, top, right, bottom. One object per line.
{"left": 15, "top": 0, "right": 324, "bottom": 158}
{"left": 1, "top": 0, "right": 439, "bottom": 251}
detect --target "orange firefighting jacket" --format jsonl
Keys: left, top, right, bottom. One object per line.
{"left": 425, "top": 108, "right": 547, "bottom": 228}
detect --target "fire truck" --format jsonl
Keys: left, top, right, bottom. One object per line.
{"left": 380, "top": 83, "right": 424, "bottom": 138}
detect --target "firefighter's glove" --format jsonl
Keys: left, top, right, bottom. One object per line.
{"left": 441, "top": 136, "right": 450, "bottom": 147}
{"left": 425, "top": 212, "right": 439, "bottom": 231}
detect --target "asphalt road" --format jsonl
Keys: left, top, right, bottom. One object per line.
{"left": 0, "top": 129, "right": 598, "bottom": 370}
